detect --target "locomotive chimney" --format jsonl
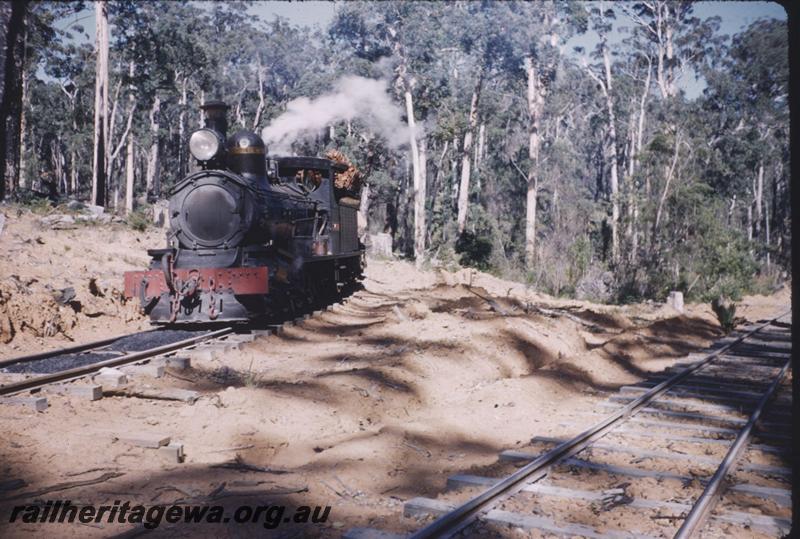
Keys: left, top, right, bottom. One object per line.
{"left": 201, "top": 100, "right": 229, "bottom": 138}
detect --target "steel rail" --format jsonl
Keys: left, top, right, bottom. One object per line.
{"left": 410, "top": 309, "right": 791, "bottom": 539}
{"left": 0, "top": 329, "right": 162, "bottom": 369}
{"left": 673, "top": 356, "right": 792, "bottom": 538}
{"left": 0, "top": 327, "right": 234, "bottom": 397}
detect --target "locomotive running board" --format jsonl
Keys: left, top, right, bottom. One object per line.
{"left": 123, "top": 266, "right": 268, "bottom": 300}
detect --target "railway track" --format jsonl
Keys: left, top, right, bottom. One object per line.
{"left": 0, "top": 301, "right": 341, "bottom": 398}
{"left": 0, "top": 267, "right": 369, "bottom": 398}
{"left": 0, "top": 327, "right": 238, "bottom": 397}
{"left": 347, "top": 311, "right": 792, "bottom": 539}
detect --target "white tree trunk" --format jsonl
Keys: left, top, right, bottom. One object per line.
{"left": 358, "top": 181, "right": 370, "bottom": 239}
{"left": 524, "top": 56, "right": 544, "bottom": 268}
{"left": 253, "top": 67, "right": 266, "bottom": 130}
{"left": 178, "top": 74, "right": 187, "bottom": 177}
{"left": 451, "top": 135, "right": 459, "bottom": 207}
{"left": 654, "top": 132, "right": 681, "bottom": 237}
{"left": 603, "top": 44, "right": 621, "bottom": 263}
{"left": 457, "top": 72, "right": 483, "bottom": 234}
{"left": 91, "top": 0, "right": 109, "bottom": 206}
{"left": 755, "top": 161, "right": 763, "bottom": 240}
{"left": 125, "top": 134, "right": 134, "bottom": 214}
{"left": 18, "top": 66, "right": 27, "bottom": 190}
{"left": 477, "top": 122, "right": 485, "bottom": 168}
{"left": 145, "top": 95, "right": 161, "bottom": 198}
{"left": 70, "top": 150, "right": 77, "bottom": 194}
{"left": 404, "top": 88, "right": 425, "bottom": 263}
{"left": 764, "top": 203, "right": 771, "bottom": 269}
{"left": 414, "top": 136, "right": 427, "bottom": 266}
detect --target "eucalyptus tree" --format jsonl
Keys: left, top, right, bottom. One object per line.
{"left": 329, "top": 1, "right": 449, "bottom": 263}
{"left": 701, "top": 18, "right": 789, "bottom": 268}
{"left": 498, "top": 0, "right": 587, "bottom": 269}
{"left": 0, "top": 0, "right": 29, "bottom": 200}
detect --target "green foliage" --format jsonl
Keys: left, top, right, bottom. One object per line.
{"left": 455, "top": 231, "right": 492, "bottom": 271}
{"left": 126, "top": 209, "right": 151, "bottom": 232}
{"left": 6, "top": 1, "right": 789, "bottom": 309}
{"left": 568, "top": 236, "right": 592, "bottom": 287}
{"left": 18, "top": 195, "right": 53, "bottom": 215}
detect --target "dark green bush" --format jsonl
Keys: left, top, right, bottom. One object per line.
{"left": 455, "top": 230, "right": 493, "bottom": 271}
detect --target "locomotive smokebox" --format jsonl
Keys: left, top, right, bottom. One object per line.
{"left": 201, "top": 100, "right": 229, "bottom": 138}
{"left": 227, "top": 130, "right": 267, "bottom": 185}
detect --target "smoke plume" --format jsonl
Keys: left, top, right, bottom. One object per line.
{"left": 261, "top": 76, "right": 409, "bottom": 154}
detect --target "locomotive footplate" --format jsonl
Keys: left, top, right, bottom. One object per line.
{"left": 124, "top": 266, "right": 269, "bottom": 300}
{"left": 124, "top": 266, "right": 269, "bottom": 322}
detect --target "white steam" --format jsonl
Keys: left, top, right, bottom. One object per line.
{"left": 261, "top": 76, "right": 409, "bottom": 154}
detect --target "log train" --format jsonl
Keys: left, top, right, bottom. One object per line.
{"left": 123, "top": 101, "right": 365, "bottom": 324}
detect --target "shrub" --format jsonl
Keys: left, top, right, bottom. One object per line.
{"left": 711, "top": 296, "right": 737, "bottom": 332}
{"left": 455, "top": 230, "right": 492, "bottom": 271}
{"left": 126, "top": 209, "right": 150, "bottom": 232}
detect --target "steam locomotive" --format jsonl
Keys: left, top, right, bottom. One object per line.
{"left": 123, "top": 101, "right": 365, "bottom": 324}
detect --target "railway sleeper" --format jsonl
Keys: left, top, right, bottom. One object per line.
{"left": 404, "top": 492, "right": 789, "bottom": 538}
{"left": 619, "top": 385, "right": 792, "bottom": 409}
{"left": 529, "top": 436, "right": 790, "bottom": 469}
{"left": 561, "top": 417, "right": 792, "bottom": 445}
{"left": 497, "top": 451, "right": 790, "bottom": 500}
{"left": 596, "top": 402, "right": 788, "bottom": 431}
{"left": 605, "top": 429, "right": 791, "bottom": 459}
{"left": 446, "top": 475, "right": 790, "bottom": 523}
{"left": 404, "top": 497, "right": 661, "bottom": 539}
{"left": 667, "top": 361, "right": 782, "bottom": 374}
{"left": 607, "top": 394, "right": 792, "bottom": 422}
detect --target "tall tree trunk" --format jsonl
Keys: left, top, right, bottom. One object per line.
{"left": 199, "top": 89, "right": 205, "bottom": 127}
{"left": 358, "top": 181, "right": 370, "bottom": 239}
{"left": 585, "top": 10, "right": 621, "bottom": 263}
{"left": 451, "top": 135, "right": 459, "bottom": 210}
{"left": 105, "top": 78, "right": 124, "bottom": 203}
{"left": 145, "top": 95, "right": 161, "bottom": 199}
{"left": 754, "top": 161, "right": 763, "bottom": 240}
{"left": 414, "top": 136, "right": 427, "bottom": 266}
{"left": 524, "top": 56, "right": 544, "bottom": 268}
{"left": 70, "top": 150, "right": 77, "bottom": 194}
{"left": 178, "top": 73, "right": 187, "bottom": 178}
{"left": 17, "top": 63, "right": 27, "bottom": 190}
{"left": 66, "top": 85, "right": 78, "bottom": 195}
{"left": 429, "top": 140, "right": 449, "bottom": 218}
{"left": 653, "top": 132, "right": 680, "bottom": 242}
{"left": 727, "top": 195, "right": 736, "bottom": 226}
{"left": 125, "top": 134, "right": 134, "bottom": 214}
{"left": 603, "top": 51, "right": 621, "bottom": 264}
{"left": 477, "top": 122, "right": 485, "bottom": 168}
{"left": 91, "top": 0, "right": 109, "bottom": 207}
{"left": 630, "top": 58, "right": 650, "bottom": 263}
{"left": 0, "top": 0, "right": 28, "bottom": 201}
{"left": 125, "top": 60, "right": 135, "bottom": 214}
{"left": 457, "top": 68, "right": 484, "bottom": 234}
{"left": 252, "top": 66, "right": 265, "bottom": 130}
{"left": 403, "top": 86, "right": 424, "bottom": 262}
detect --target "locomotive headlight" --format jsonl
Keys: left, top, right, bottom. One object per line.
{"left": 189, "top": 129, "right": 222, "bottom": 161}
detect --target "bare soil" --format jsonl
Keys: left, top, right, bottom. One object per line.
{"left": 0, "top": 207, "right": 790, "bottom": 537}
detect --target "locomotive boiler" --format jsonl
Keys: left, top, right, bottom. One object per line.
{"left": 123, "top": 101, "right": 365, "bottom": 323}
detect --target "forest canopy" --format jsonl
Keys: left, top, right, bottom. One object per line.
{"left": 0, "top": 1, "right": 790, "bottom": 304}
